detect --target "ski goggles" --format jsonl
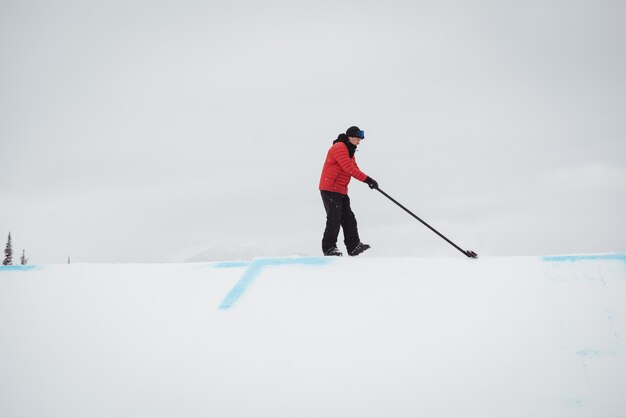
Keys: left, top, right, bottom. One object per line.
{"left": 356, "top": 130, "right": 365, "bottom": 139}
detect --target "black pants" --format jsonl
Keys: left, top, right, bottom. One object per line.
{"left": 321, "top": 191, "right": 360, "bottom": 253}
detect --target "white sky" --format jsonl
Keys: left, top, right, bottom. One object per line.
{"left": 1, "top": 0, "right": 625, "bottom": 263}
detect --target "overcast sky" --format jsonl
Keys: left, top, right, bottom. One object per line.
{"left": 1, "top": 0, "right": 625, "bottom": 263}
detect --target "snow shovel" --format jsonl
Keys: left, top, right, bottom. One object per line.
{"left": 375, "top": 187, "right": 478, "bottom": 258}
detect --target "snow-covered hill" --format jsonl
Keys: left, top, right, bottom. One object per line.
{"left": 1, "top": 254, "right": 625, "bottom": 417}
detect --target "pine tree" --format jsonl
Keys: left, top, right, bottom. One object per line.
{"left": 20, "top": 249, "right": 28, "bottom": 265}
{"left": 3, "top": 232, "right": 13, "bottom": 266}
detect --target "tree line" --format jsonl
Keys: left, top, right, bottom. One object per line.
{"left": 3, "top": 232, "right": 29, "bottom": 266}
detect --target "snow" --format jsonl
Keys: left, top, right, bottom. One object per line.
{"left": 1, "top": 254, "right": 625, "bottom": 417}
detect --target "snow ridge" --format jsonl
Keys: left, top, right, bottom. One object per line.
{"left": 1, "top": 254, "right": 625, "bottom": 417}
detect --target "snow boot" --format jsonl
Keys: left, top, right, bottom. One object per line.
{"left": 349, "top": 243, "right": 371, "bottom": 256}
{"left": 324, "top": 247, "right": 343, "bottom": 256}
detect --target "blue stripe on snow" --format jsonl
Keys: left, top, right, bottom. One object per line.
{"left": 542, "top": 254, "right": 626, "bottom": 263}
{"left": 213, "top": 261, "right": 251, "bottom": 268}
{"left": 0, "top": 265, "right": 38, "bottom": 272}
{"left": 218, "top": 262, "right": 265, "bottom": 310}
{"left": 218, "top": 257, "right": 332, "bottom": 310}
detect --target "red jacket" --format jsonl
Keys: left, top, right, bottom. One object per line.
{"left": 319, "top": 141, "right": 368, "bottom": 195}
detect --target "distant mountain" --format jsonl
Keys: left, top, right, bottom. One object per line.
{"left": 184, "top": 244, "right": 295, "bottom": 262}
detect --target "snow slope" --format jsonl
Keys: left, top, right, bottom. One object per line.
{"left": 1, "top": 254, "right": 625, "bottom": 417}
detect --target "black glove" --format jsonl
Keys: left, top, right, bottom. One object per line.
{"left": 365, "top": 176, "right": 379, "bottom": 190}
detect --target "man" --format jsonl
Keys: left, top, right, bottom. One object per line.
{"left": 319, "top": 126, "right": 378, "bottom": 256}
